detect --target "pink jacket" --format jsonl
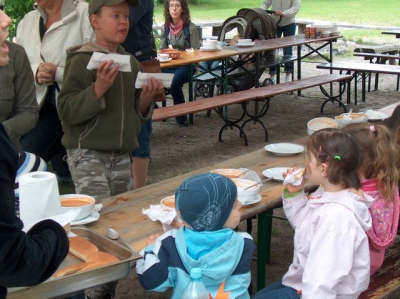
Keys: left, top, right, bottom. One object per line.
{"left": 362, "top": 178, "right": 400, "bottom": 275}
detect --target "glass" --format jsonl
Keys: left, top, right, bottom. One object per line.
{"left": 169, "top": 3, "right": 181, "bottom": 8}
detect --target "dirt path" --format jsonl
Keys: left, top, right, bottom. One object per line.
{"left": 113, "top": 55, "right": 400, "bottom": 298}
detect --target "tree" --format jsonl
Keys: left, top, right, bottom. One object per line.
{"left": 4, "top": 0, "right": 35, "bottom": 39}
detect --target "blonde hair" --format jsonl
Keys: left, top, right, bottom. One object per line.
{"left": 343, "top": 123, "right": 400, "bottom": 200}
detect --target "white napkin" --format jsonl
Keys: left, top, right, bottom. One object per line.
{"left": 87, "top": 52, "right": 131, "bottom": 72}
{"left": 19, "top": 171, "right": 63, "bottom": 229}
{"left": 143, "top": 205, "right": 177, "bottom": 224}
{"left": 239, "top": 168, "right": 262, "bottom": 183}
{"left": 135, "top": 71, "right": 173, "bottom": 88}
{"left": 283, "top": 169, "right": 304, "bottom": 186}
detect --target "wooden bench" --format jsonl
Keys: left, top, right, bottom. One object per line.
{"left": 353, "top": 53, "right": 400, "bottom": 92}
{"left": 153, "top": 73, "right": 352, "bottom": 145}
{"left": 317, "top": 62, "right": 400, "bottom": 105}
{"left": 194, "top": 55, "right": 298, "bottom": 99}
{"left": 359, "top": 236, "right": 400, "bottom": 299}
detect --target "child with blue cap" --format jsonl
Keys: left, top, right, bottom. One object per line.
{"left": 136, "top": 172, "right": 255, "bottom": 298}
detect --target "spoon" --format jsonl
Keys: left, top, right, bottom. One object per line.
{"left": 106, "top": 227, "right": 136, "bottom": 252}
{"left": 234, "top": 168, "right": 251, "bottom": 177}
{"left": 244, "top": 177, "right": 272, "bottom": 190}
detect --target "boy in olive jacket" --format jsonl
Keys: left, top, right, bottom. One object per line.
{"left": 57, "top": 0, "right": 162, "bottom": 202}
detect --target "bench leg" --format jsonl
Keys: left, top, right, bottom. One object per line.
{"left": 215, "top": 106, "right": 249, "bottom": 146}
{"left": 257, "top": 209, "right": 273, "bottom": 291}
{"left": 320, "top": 81, "right": 348, "bottom": 113}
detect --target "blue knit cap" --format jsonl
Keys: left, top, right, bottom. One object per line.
{"left": 175, "top": 173, "right": 237, "bottom": 231}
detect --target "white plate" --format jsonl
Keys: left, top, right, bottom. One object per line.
{"left": 365, "top": 110, "right": 389, "bottom": 121}
{"left": 264, "top": 143, "right": 304, "bottom": 156}
{"left": 200, "top": 47, "right": 220, "bottom": 51}
{"left": 262, "top": 167, "right": 287, "bottom": 182}
{"left": 236, "top": 42, "right": 255, "bottom": 47}
{"left": 240, "top": 194, "right": 262, "bottom": 206}
{"left": 159, "top": 58, "right": 172, "bottom": 62}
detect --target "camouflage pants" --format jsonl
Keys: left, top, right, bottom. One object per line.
{"left": 66, "top": 149, "right": 131, "bottom": 202}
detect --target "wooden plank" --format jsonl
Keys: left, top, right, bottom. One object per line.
{"left": 354, "top": 53, "right": 400, "bottom": 60}
{"left": 317, "top": 62, "right": 400, "bottom": 75}
{"left": 359, "top": 237, "right": 400, "bottom": 299}
{"left": 153, "top": 74, "right": 352, "bottom": 121}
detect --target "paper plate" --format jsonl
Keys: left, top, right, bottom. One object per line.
{"left": 262, "top": 167, "right": 287, "bottom": 182}
{"left": 264, "top": 143, "right": 304, "bottom": 156}
{"left": 236, "top": 42, "right": 255, "bottom": 47}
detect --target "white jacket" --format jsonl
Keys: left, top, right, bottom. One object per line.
{"left": 260, "top": 0, "right": 301, "bottom": 27}
{"left": 16, "top": 0, "right": 94, "bottom": 106}
{"left": 282, "top": 187, "right": 373, "bottom": 299}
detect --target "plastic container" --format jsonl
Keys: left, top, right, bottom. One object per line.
{"left": 182, "top": 268, "right": 209, "bottom": 299}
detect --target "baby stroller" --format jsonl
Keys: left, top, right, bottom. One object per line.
{"left": 196, "top": 8, "right": 279, "bottom": 98}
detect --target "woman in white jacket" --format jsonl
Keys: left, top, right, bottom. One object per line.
{"left": 261, "top": 0, "right": 300, "bottom": 83}
{"left": 16, "top": 0, "right": 94, "bottom": 182}
{"left": 253, "top": 128, "right": 373, "bottom": 299}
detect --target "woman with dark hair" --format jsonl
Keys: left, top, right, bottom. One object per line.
{"left": 160, "top": 0, "right": 200, "bottom": 127}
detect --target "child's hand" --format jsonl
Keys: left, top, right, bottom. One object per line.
{"left": 283, "top": 167, "right": 306, "bottom": 193}
{"left": 94, "top": 60, "right": 119, "bottom": 100}
{"left": 145, "top": 233, "right": 161, "bottom": 246}
{"left": 37, "top": 62, "right": 57, "bottom": 85}
{"left": 139, "top": 77, "right": 163, "bottom": 113}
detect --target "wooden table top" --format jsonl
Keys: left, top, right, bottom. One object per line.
{"left": 87, "top": 141, "right": 308, "bottom": 251}
{"left": 160, "top": 34, "right": 341, "bottom": 68}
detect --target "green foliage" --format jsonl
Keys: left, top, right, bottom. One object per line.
{"left": 4, "top": 0, "right": 35, "bottom": 39}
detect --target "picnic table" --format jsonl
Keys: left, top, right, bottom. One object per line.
{"left": 381, "top": 30, "right": 400, "bottom": 38}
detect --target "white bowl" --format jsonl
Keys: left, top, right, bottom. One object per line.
{"left": 202, "top": 40, "right": 217, "bottom": 48}
{"left": 160, "top": 195, "right": 175, "bottom": 210}
{"left": 230, "top": 178, "right": 260, "bottom": 203}
{"left": 210, "top": 168, "right": 248, "bottom": 179}
{"left": 60, "top": 194, "right": 95, "bottom": 221}
{"left": 237, "top": 39, "right": 252, "bottom": 44}
{"left": 334, "top": 113, "right": 368, "bottom": 128}
{"left": 307, "top": 117, "right": 338, "bottom": 135}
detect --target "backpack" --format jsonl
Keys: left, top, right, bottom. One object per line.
{"left": 164, "top": 24, "right": 191, "bottom": 48}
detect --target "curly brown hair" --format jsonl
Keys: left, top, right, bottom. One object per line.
{"left": 163, "top": 0, "right": 191, "bottom": 27}
{"left": 343, "top": 122, "right": 400, "bottom": 200}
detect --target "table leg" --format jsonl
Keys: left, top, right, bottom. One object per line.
{"left": 188, "top": 64, "right": 194, "bottom": 124}
{"left": 297, "top": 45, "right": 301, "bottom": 96}
{"left": 257, "top": 209, "right": 273, "bottom": 291}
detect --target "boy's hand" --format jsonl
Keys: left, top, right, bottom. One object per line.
{"left": 94, "top": 60, "right": 119, "bottom": 100}
{"left": 139, "top": 77, "right": 163, "bottom": 114}
{"left": 283, "top": 167, "right": 306, "bottom": 193}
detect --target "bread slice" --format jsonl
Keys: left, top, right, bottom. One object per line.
{"left": 69, "top": 236, "right": 99, "bottom": 261}
{"left": 77, "top": 259, "right": 116, "bottom": 273}
{"left": 53, "top": 261, "right": 91, "bottom": 278}
{"left": 86, "top": 251, "right": 119, "bottom": 263}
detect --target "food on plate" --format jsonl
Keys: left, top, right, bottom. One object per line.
{"left": 69, "top": 236, "right": 98, "bottom": 261}
{"left": 160, "top": 195, "right": 175, "bottom": 209}
{"left": 86, "top": 251, "right": 119, "bottom": 263}
{"left": 76, "top": 259, "right": 116, "bottom": 273}
{"left": 61, "top": 197, "right": 94, "bottom": 207}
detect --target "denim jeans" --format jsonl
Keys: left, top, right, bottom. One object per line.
{"left": 252, "top": 280, "right": 300, "bottom": 299}
{"left": 162, "top": 65, "right": 190, "bottom": 125}
{"left": 269, "top": 22, "right": 297, "bottom": 75}
{"left": 20, "top": 85, "right": 71, "bottom": 179}
{"left": 131, "top": 120, "right": 152, "bottom": 158}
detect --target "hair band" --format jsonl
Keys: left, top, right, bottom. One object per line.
{"left": 334, "top": 155, "right": 341, "bottom": 160}
{"left": 370, "top": 125, "right": 376, "bottom": 132}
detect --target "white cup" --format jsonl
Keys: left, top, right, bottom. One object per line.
{"left": 159, "top": 53, "right": 169, "bottom": 61}
{"left": 202, "top": 39, "right": 217, "bottom": 49}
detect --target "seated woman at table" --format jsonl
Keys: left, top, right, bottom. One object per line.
{"left": 160, "top": 0, "right": 200, "bottom": 127}
{"left": 136, "top": 173, "right": 256, "bottom": 298}
{"left": 342, "top": 123, "right": 399, "bottom": 276}
{"left": 253, "top": 129, "right": 372, "bottom": 299}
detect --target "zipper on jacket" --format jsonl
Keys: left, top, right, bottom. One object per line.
{"left": 120, "top": 72, "right": 124, "bottom": 149}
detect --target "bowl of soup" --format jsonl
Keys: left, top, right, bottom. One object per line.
{"left": 230, "top": 178, "right": 260, "bottom": 203}
{"left": 60, "top": 194, "right": 96, "bottom": 220}
{"left": 160, "top": 195, "right": 175, "bottom": 210}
